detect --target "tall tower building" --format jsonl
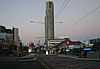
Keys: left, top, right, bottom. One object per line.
{"left": 45, "top": 0, "right": 54, "bottom": 45}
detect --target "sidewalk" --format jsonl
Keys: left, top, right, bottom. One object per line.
{"left": 58, "top": 55, "right": 100, "bottom": 61}
{"left": 17, "top": 54, "right": 37, "bottom": 61}
{"left": 36, "top": 54, "right": 100, "bottom": 69}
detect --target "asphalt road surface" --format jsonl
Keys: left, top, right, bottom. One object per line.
{"left": 0, "top": 60, "right": 45, "bottom": 69}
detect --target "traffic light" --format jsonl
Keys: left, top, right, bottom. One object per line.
{"left": 65, "top": 38, "right": 71, "bottom": 46}
{"left": 66, "top": 40, "right": 71, "bottom": 46}
{"left": 66, "top": 41, "right": 70, "bottom": 45}
{"left": 29, "top": 42, "right": 34, "bottom": 47}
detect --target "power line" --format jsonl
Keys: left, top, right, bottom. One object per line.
{"left": 55, "top": 0, "right": 67, "bottom": 19}
{"left": 55, "top": 0, "right": 70, "bottom": 20}
{"left": 59, "top": 5, "right": 100, "bottom": 35}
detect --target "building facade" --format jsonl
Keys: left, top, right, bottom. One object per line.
{"left": 0, "top": 25, "right": 6, "bottom": 33}
{"left": 0, "top": 26, "right": 21, "bottom": 56}
{"left": 0, "top": 33, "right": 7, "bottom": 55}
{"left": 12, "top": 27, "right": 21, "bottom": 56}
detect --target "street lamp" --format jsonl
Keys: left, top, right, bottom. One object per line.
{"left": 30, "top": 20, "right": 63, "bottom": 24}
{"left": 30, "top": 21, "right": 44, "bottom": 24}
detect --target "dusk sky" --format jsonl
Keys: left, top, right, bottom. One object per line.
{"left": 0, "top": 0, "right": 100, "bottom": 45}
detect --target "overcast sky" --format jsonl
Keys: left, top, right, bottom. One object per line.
{"left": 0, "top": 0, "right": 100, "bottom": 45}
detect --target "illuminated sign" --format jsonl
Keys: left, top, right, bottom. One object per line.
{"left": 83, "top": 47, "right": 94, "bottom": 51}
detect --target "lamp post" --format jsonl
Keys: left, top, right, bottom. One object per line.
{"left": 30, "top": 21, "right": 62, "bottom": 24}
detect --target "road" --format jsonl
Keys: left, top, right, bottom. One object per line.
{"left": 0, "top": 54, "right": 45, "bottom": 69}
{"left": 37, "top": 54, "right": 100, "bottom": 69}
{"left": 0, "top": 60, "right": 44, "bottom": 69}
{"left": 1, "top": 54, "right": 99, "bottom": 69}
